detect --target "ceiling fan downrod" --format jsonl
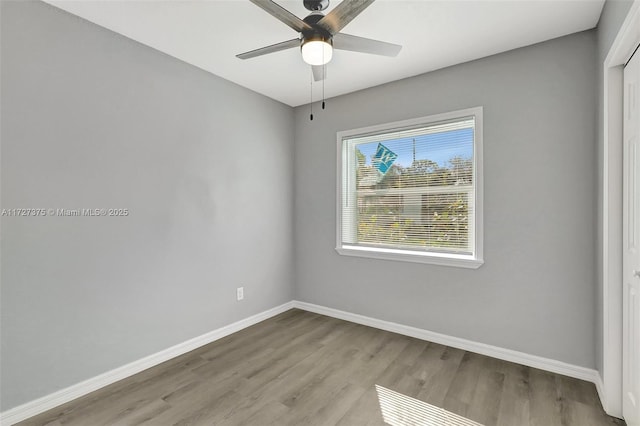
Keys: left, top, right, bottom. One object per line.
{"left": 303, "top": 0, "right": 329, "bottom": 12}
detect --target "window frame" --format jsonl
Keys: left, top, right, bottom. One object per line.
{"left": 335, "top": 107, "right": 484, "bottom": 269}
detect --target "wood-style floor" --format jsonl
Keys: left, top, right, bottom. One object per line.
{"left": 18, "top": 309, "right": 625, "bottom": 426}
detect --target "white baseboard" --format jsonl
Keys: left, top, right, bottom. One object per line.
{"left": 0, "top": 301, "right": 295, "bottom": 426}
{"left": 1, "top": 300, "right": 607, "bottom": 425}
{"left": 292, "top": 301, "right": 601, "bottom": 386}
{"left": 595, "top": 372, "right": 607, "bottom": 414}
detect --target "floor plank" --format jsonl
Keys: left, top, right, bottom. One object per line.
{"left": 16, "top": 309, "right": 625, "bottom": 426}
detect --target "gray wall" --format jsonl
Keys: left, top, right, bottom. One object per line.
{"left": 1, "top": 0, "right": 294, "bottom": 410}
{"left": 294, "top": 30, "right": 598, "bottom": 368}
{"left": 594, "top": 0, "right": 633, "bottom": 384}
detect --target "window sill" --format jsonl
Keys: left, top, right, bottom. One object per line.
{"left": 335, "top": 245, "right": 484, "bottom": 269}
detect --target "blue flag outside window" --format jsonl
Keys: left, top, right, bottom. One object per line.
{"left": 373, "top": 143, "right": 398, "bottom": 174}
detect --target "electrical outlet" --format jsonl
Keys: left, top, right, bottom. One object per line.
{"left": 236, "top": 287, "right": 244, "bottom": 301}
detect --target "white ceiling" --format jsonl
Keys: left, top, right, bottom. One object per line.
{"left": 44, "top": 0, "right": 605, "bottom": 107}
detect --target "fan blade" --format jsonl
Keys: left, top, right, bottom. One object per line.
{"left": 316, "top": 0, "right": 375, "bottom": 35}
{"left": 333, "top": 33, "right": 401, "bottom": 57}
{"left": 237, "top": 38, "right": 300, "bottom": 60}
{"left": 312, "top": 65, "right": 326, "bottom": 81}
{"left": 249, "top": 0, "right": 312, "bottom": 33}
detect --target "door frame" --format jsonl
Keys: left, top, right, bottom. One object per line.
{"left": 603, "top": 0, "right": 640, "bottom": 417}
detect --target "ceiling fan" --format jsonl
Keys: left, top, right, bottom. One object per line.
{"left": 236, "top": 0, "right": 402, "bottom": 81}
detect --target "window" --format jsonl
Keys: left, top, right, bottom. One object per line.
{"left": 336, "top": 107, "right": 483, "bottom": 268}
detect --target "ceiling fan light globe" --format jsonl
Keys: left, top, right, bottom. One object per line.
{"left": 301, "top": 40, "right": 333, "bottom": 65}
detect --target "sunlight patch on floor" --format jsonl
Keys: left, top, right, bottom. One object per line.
{"left": 375, "top": 384, "right": 484, "bottom": 426}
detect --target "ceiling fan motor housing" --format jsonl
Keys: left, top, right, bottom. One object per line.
{"left": 302, "top": 12, "right": 332, "bottom": 44}
{"left": 300, "top": 13, "right": 332, "bottom": 65}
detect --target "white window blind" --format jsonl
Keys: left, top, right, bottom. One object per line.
{"left": 337, "top": 108, "right": 483, "bottom": 268}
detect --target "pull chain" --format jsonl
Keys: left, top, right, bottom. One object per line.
{"left": 322, "top": 48, "right": 326, "bottom": 110}
{"left": 309, "top": 70, "right": 314, "bottom": 121}
{"left": 322, "top": 64, "right": 326, "bottom": 110}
